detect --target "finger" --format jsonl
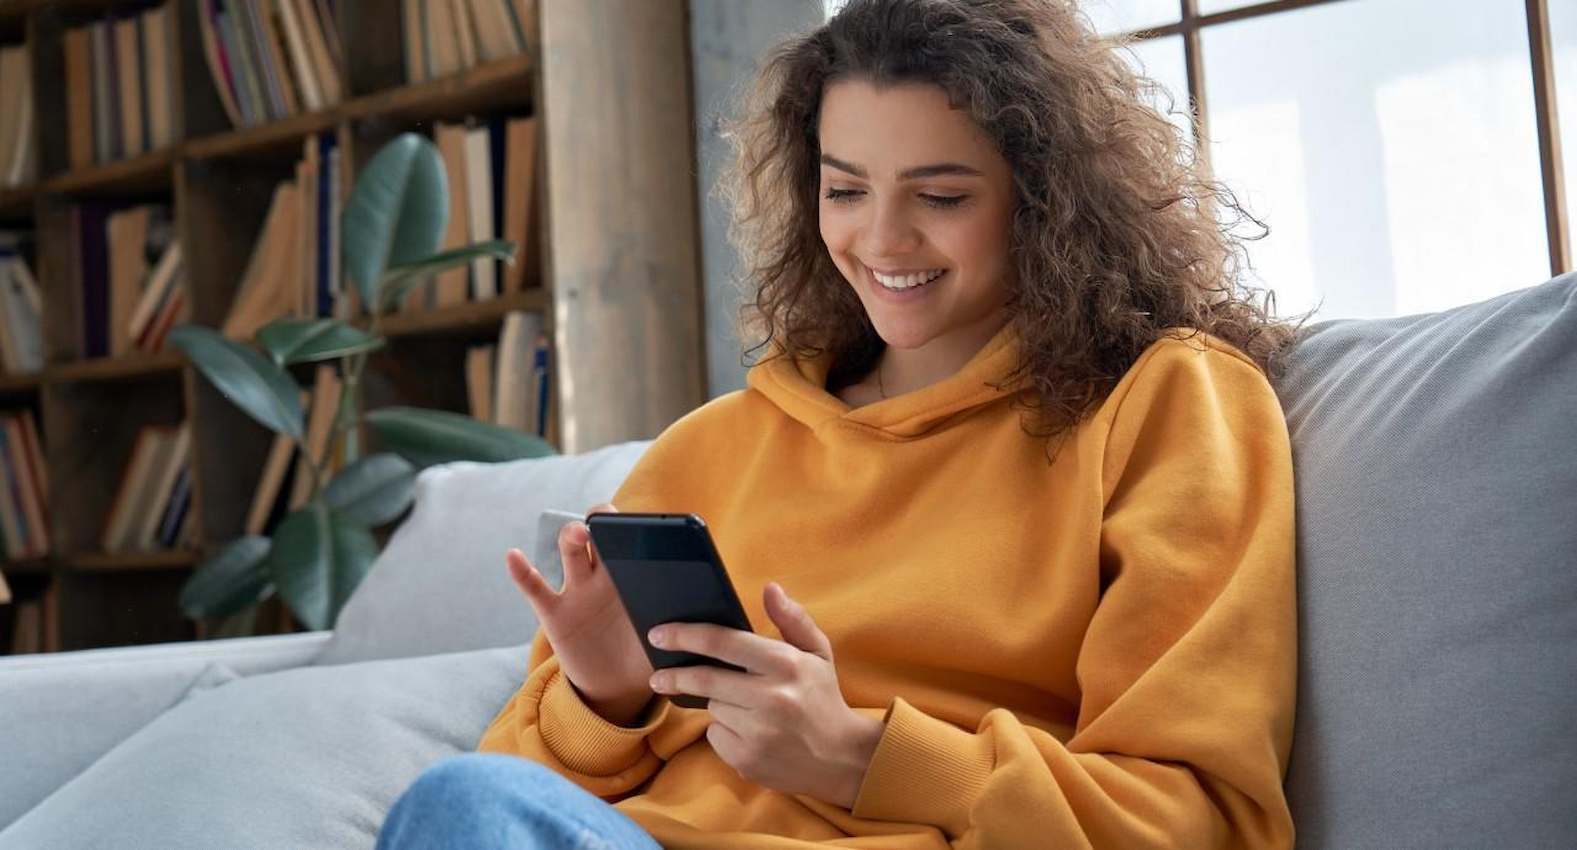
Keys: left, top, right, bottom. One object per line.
{"left": 649, "top": 622, "right": 794, "bottom": 675}
{"left": 585, "top": 502, "right": 618, "bottom": 516}
{"left": 557, "top": 521, "right": 596, "bottom": 587}
{"left": 706, "top": 720, "right": 748, "bottom": 772}
{"left": 505, "top": 548, "right": 558, "bottom": 608}
{"left": 764, "top": 583, "right": 833, "bottom": 661}
{"left": 650, "top": 664, "right": 759, "bottom": 710}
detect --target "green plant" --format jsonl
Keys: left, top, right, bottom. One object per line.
{"left": 172, "top": 133, "right": 555, "bottom": 631}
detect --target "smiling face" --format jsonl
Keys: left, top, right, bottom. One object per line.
{"left": 817, "top": 79, "right": 1017, "bottom": 359}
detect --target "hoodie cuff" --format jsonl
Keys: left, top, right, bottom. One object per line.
{"left": 851, "top": 697, "right": 995, "bottom": 837}
{"left": 537, "top": 667, "right": 670, "bottom": 776}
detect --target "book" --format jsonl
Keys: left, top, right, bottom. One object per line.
{"left": 3, "top": 416, "right": 46, "bottom": 558}
{"left": 288, "top": 364, "right": 342, "bottom": 509}
{"left": 532, "top": 332, "right": 551, "bottom": 437}
{"left": 246, "top": 428, "right": 298, "bottom": 535}
{"left": 493, "top": 310, "right": 542, "bottom": 430}
{"left": 426, "top": 0, "right": 462, "bottom": 78}
{"left": 432, "top": 122, "right": 471, "bottom": 307}
{"left": 90, "top": 21, "right": 116, "bottom": 161}
{"left": 449, "top": 0, "right": 479, "bottom": 69}
{"left": 198, "top": 0, "right": 245, "bottom": 127}
{"left": 223, "top": 181, "right": 301, "bottom": 339}
{"left": 466, "top": 344, "right": 495, "bottom": 423}
{"left": 101, "top": 426, "right": 168, "bottom": 552}
{"left": 9, "top": 599, "right": 41, "bottom": 653}
{"left": 65, "top": 27, "right": 96, "bottom": 168}
{"left": 501, "top": 116, "right": 538, "bottom": 293}
{"left": 295, "top": 0, "right": 343, "bottom": 104}
{"left": 127, "top": 240, "right": 183, "bottom": 347}
{"left": 463, "top": 125, "right": 497, "bottom": 299}
{"left": 468, "top": 0, "right": 522, "bottom": 62}
{"left": 143, "top": 4, "right": 177, "bottom": 150}
{"left": 255, "top": 0, "right": 302, "bottom": 116}
{"left": 77, "top": 202, "right": 116, "bottom": 359}
{"left": 135, "top": 422, "right": 190, "bottom": 549}
{"left": 0, "top": 257, "right": 43, "bottom": 373}
{"left": 0, "top": 424, "right": 31, "bottom": 558}
{"left": 114, "top": 16, "right": 145, "bottom": 158}
{"left": 403, "top": 0, "right": 425, "bottom": 82}
{"left": 106, "top": 206, "right": 151, "bottom": 356}
{"left": 274, "top": 0, "right": 323, "bottom": 111}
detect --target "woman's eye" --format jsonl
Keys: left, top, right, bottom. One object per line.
{"left": 822, "top": 188, "right": 968, "bottom": 209}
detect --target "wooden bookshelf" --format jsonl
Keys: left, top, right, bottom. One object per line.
{"left": 0, "top": 0, "right": 705, "bottom": 654}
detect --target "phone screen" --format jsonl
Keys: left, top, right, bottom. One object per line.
{"left": 586, "top": 513, "right": 754, "bottom": 708}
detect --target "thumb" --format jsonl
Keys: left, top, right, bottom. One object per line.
{"left": 765, "top": 582, "right": 832, "bottom": 661}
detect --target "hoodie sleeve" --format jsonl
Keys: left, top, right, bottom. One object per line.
{"left": 476, "top": 428, "right": 720, "bottom": 799}
{"left": 850, "top": 339, "right": 1298, "bottom": 849}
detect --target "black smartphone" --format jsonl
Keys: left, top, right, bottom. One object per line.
{"left": 585, "top": 512, "right": 754, "bottom": 710}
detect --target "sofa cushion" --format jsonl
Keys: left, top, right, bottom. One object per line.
{"left": 315, "top": 440, "right": 651, "bottom": 665}
{"left": 0, "top": 643, "right": 529, "bottom": 850}
{"left": 0, "top": 658, "right": 237, "bottom": 830}
{"left": 1271, "top": 273, "right": 1577, "bottom": 848}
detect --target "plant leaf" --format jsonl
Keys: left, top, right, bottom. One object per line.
{"left": 376, "top": 240, "right": 517, "bottom": 313}
{"left": 268, "top": 504, "right": 378, "bottom": 631}
{"left": 342, "top": 133, "right": 449, "bottom": 312}
{"left": 179, "top": 535, "right": 274, "bottom": 620}
{"left": 364, "top": 406, "right": 556, "bottom": 469}
{"left": 257, "top": 318, "right": 386, "bottom": 366}
{"left": 323, "top": 453, "right": 416, "bottom": 526}
{"left": 170, "top": 324, "right": 304, "bottom": 439}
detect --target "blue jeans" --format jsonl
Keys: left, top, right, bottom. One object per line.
{"left": 376, "top": 753, "right": 661, "bottom": 850}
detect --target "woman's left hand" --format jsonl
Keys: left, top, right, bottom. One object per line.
{"left": 646, "top": 582, "right": 886, "bottom": 809}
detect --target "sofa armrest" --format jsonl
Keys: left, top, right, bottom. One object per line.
{"left": 0, "top": 631, "right": 332, "bottom": 830}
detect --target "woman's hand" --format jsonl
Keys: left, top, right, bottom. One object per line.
{"left": 646, "top": 582, "right": 886, "bottom": 809}
{"left": 505, "top": 503, "right": 655, "bottom": 727}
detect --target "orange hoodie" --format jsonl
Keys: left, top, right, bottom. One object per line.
{"left": 479, "top": 323, "right": 1297, "bottom": 849}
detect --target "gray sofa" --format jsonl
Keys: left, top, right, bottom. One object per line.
{"left": 3, "top": 274, "right": 1573, "bottom": 849}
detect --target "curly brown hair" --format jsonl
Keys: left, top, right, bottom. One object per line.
{"left": 718, "top": 0, "right": 1308, "bottom": 445}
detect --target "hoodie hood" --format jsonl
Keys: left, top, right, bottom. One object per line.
{"left": 745, "top": 322, "right": 1026, "bottom": 439}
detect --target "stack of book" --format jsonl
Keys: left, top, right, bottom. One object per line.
{"left": 0, "top": 236, "right": 42, "bottom": 374}
{"left": 246, "top": 364, "right": 344, "bottom": 535}
{"left": 404, "top": 116, "right": 536, "bottom": 311}
{"left": 403, "top": 0, "right": 533, "bottom": 83}
{"left": 0, "top": 40, "right": 37, "bottom": 188}
{"left": 100, "top": 421, "right": 193, "bottom": 554}
{"left": 197, "top": 0, "right": 347, "bottom": 129}
{"left": 0, "top": 409, "right": 47, "bottom": 560}
{"left": 62, "top": 3, "right": 179, "bottom": 169}
{"left": 466, "top": 310, "right": 551, "bottom": 438}
{"left": 71, "top": 204, "right": 186, "bottom": 359}
{"left": 223, "top": 133, "right": 344, "bottom": 339}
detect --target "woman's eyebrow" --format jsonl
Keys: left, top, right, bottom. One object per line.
{"left": 819, "top": 153, "right": 983, "bottom": 180}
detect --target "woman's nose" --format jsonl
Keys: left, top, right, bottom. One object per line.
{"left": 862, "top": 198, "right": 921, "bottom": 256}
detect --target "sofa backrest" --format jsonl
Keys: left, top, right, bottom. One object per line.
{"left": 1270, "top": 273, "right": 1577, "bottom": 848}
{"left": 313, "top": 440, "right": 654, "bottom": 666}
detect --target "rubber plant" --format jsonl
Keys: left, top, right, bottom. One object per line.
{"left": 171, "top": 132, "right": 555, "bottom": 631}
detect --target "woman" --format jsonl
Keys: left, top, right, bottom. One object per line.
{"left": 377, "top": 0, "right": 1301, "bottom": 847}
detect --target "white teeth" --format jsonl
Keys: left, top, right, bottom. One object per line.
{"left": 872, "top": 268, "right": 946, "bottom": 290}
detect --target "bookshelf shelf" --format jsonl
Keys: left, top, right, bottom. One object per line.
{"left": 3, "top": 556, "right": 48, "bottom": 574}
{"left": 43, "top": 147, "right": 177, "bottom": 198}
{"left": 0, "top": 370, "right": 40, "bottom": 392}
{"left": 0, "top": 183, "right": 34, "bottom": 218}
{"left": 184, "top": 110, "right": 342, "bottom": 163}
{"left": 48, "top": 350, "right": 185, "bottom": 384}
{"left": 65, "top": 549, "right": 200, "bottom": 573}
{"left": 348, "top": 55, "right": 536, "bottom": 126}
{"left": 378, "top": 288, "right": 549, "bottom": 339}
{"left": 1, "top": 0, "right": 704, "bottom": 655}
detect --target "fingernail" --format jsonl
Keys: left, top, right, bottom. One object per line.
{"left": 649, "top": 673, "right": 667, "bottom": 691}
{"left": 648, "top": 627, "right": 666, "bottom": 647}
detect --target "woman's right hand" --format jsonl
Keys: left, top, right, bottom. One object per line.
{"left": 505, "top": 503, "right": 656, "bottom": 727}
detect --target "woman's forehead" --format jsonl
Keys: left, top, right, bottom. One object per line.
{"left": 818, "top": 80, "right": 1004, "bottom": 177}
